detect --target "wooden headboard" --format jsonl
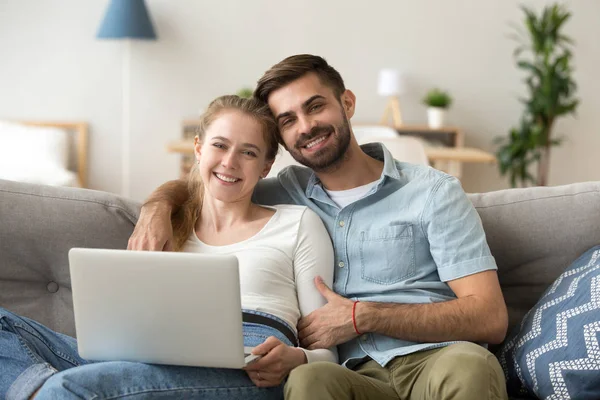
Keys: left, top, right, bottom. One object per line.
{"left": 19, "top": 121, "right": 89, "bottom": 188}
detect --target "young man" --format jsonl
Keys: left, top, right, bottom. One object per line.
{"left": 130, "top": 54, "right": 509, "bottom": 400}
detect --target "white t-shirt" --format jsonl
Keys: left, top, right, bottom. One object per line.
{"left": 324, "top": 180, "right": 378, "bottom": 208}
{"left": 182, "top": 204, "right": 337, "bottom": 364}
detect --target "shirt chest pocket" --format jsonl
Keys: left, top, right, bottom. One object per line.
{"left": 359, "top": 224, "right": 416, "bottom": 284}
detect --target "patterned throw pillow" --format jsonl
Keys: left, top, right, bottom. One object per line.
{"left": 498, "top": 245, "right": 600, "bottom": 399}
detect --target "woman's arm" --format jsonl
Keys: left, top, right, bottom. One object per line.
{"left": 128, "top": 179, "right": 189, "bottom": 251}
{"left": 292, "top": 208, "right": 338, "bottom": 364}
{"left": 244, "top": 208, "right": 337, "bottom": 387}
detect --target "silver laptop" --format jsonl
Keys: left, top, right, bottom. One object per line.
{"left": 68, "top": 248, "right": 260, "bottom": 368}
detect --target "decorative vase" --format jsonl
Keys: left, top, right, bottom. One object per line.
{"left": 427, "top": 107, "right": 446, "bottom": 129}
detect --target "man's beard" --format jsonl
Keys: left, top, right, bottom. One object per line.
{"left": 288, "top": 111, "right": 352, "bottom": 173}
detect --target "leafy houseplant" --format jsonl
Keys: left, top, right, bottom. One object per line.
{"left": 236, "top": 87, "right": 254, "bottom": 99}
{"left": 496, "top": 4, "right": 578, "bottom": 187}
{"left": 423, "top": 88, "right": 452, "bottom": 109}
{"left": 423, "top": 88, "right": 452, "bottom": 129}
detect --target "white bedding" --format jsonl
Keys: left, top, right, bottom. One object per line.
{"left": 0, "top": 120, "right": 81, "bottom": 187}
{"left": 0, "top": 164, "right": 80, "bottom": 187}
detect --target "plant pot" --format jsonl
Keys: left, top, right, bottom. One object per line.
{"left": 427, "top": 107, "right": 446, "bottom": 129}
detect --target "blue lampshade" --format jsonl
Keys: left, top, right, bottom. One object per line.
{"left": 97, "top": 0, "right": 157, "bottom": 40}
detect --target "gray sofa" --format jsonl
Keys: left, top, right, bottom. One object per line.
{"left": 1, "top": 178, "right": 599, "bottom": 398}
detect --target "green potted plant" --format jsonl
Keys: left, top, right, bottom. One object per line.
{"left": 496, "top": 4, "right": 579, "bottom": 187}
{"left": 423, "top": 88, "right": 452, "bottom": 128}
{"left": 236, "top": 87, "right": 254, "bottom": 99}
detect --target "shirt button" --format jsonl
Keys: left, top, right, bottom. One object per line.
{"left": 361, "top": 335, "right": 368, "bottom": 342}
{"left": 338, "top": 261, "right": 345, "bottom": 268}
{"left": 339, "top": 220, "right": 345, "bottom": 227}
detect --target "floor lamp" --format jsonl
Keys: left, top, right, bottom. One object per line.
{"left": 97, "top": 0, "right": 157, "bottom": 197}
{"left": 378, "top": 69, "right": 403, "bottom": 128}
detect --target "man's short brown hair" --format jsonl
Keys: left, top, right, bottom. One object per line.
{"left": 255, "top": 54, "right": 346, "bottom": 104}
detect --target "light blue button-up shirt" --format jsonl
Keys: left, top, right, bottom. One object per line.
{"left": 253, "top": 143, "right": 497, "bottom": 367}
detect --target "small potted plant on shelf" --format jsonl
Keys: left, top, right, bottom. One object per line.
{"left": 423, "top": 88, "right": 452, "bottom": 128}
{"left": 236, "top": 87, "right": 254, "bottom": 99}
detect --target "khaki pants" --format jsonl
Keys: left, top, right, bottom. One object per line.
{"left": 285, "top": 342, "right": 508, "bottom": 400}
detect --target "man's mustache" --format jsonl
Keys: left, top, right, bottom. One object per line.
{"left": 295, "top": 125, "right": 334, "bottom": 149}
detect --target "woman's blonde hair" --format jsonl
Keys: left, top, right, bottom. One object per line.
{"left": 171, "top": 95, "right": 279, "bottom": 251}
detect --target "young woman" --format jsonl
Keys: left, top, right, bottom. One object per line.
{"left": 0, "top": 95, "right": 336, "bottom": 400}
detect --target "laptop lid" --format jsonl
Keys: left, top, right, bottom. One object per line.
{"left": 68, "top": 248, "right": 246, "bottom": 368}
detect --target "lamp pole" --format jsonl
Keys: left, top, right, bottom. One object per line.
{"left": 122, "top": 39, "right": 131, "bottom": 197}
{"left": 96, "top": 0, "right": 157, "bottom": 198}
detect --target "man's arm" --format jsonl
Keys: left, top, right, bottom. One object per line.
{"left": 298, "top": 270, "right": 508, "bottom": 349}
{"left": 356, "top": 270, "right": 508, "bottom": 344}
{"left": 127, "top": 179, "right": 189, "bottom": 251}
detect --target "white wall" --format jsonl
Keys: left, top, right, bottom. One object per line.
{"left": 1, "top": 0, "right": 598, "bottom": 200}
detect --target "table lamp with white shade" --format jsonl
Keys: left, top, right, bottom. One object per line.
{"left": 97, "top": 0, "right": 157, "bottom": 197}
{"left": 378, "top": 69, "right": 403, "bottom": 128}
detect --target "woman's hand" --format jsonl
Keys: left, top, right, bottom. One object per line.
{"left": 243, "top": 336, "right": 307, "bottom": 387}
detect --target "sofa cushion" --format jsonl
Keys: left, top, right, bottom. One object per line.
{"left": 498, "top": 245, "right": 600, "bottom": 399}
{"left": 0, "top": 179, "right": 140, "bottom": 337}
{"left": 468, "top": 182, "right": 600, "bottom": 338}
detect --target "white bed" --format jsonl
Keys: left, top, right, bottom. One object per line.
{"left": 0, "top": 120, "right": 88, "bottom": 188}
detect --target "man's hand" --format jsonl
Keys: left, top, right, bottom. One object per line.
{"left": 127, "top": 202, "right": 174, "bottom": 251}
{"left": 243, "top": 336, "right": 307, "bottom": 387}
{"left": 297, "top": 277, "right": 357, "bottom": 349}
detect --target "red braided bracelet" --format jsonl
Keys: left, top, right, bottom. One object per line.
{"left": 352, "top": 300, "right": 362, "bottom": 335}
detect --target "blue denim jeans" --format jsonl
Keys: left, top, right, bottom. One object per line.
{"left": 0, "top": 307, "right": 295, "bottom": 400}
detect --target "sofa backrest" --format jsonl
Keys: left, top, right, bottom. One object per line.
{"left": 1, "top": 179, "right": 599, "bottom": 341}
{"left": 0, "top": 179, "right": 140, "bottom": 336}
{"left": 468, "top": 181, "right": 600, "bottom": 338}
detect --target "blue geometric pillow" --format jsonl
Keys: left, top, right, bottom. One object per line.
{"left": 498, "top": 245, "right": 600, "bottom": 399}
